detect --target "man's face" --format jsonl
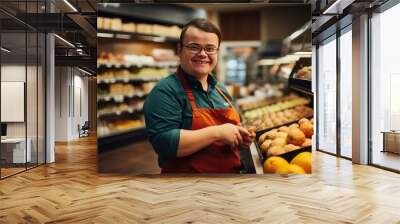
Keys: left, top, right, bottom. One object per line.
{"left": 179, "top": 26, "right": 219, "bottom": 78}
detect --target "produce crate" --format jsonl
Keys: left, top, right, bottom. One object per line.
{"left": 254, "top": 118, "right": 312, "bottom": 164}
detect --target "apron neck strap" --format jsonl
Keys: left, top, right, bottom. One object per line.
{"left": 215, "top": 87, "right": 234, "bottom": 108}
{"left": 176, "top": 67, "right": 234, "bottom": 109}
{"left": 177, "top": 67, "right": 198, "bottom": 109}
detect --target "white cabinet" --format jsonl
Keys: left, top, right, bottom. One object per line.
{"left": 1, "top": 138, "right": 32, "bottom": 163}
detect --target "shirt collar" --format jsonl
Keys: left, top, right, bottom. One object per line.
{"left": 179, "top": 66, "right": 217, "bottom": 90}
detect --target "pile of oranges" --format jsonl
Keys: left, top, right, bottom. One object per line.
{"left": 263, "top": 151, "right": 312, "bottom": 174}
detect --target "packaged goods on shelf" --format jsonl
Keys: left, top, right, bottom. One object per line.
{"left": 122, "top": 23, "right": 136, "bottom": 33}
{"left": 136, "top": 23, "right": 153, "bottom": 35}
{"left": 97, "top": 68, "right": 170, "bottom": 83}
{"left": 98, "top": 52, "right": 179, "bottom": 68}
{"left": 97, "top": 17, "right": 104, "bottom": 29}
{"left": 169, "top": 26, "right": 181, "bottom": 38}
{"left": 97, "top": 16, "right": 180, "bottom": 143}
{"left": 97, "top": 17, "right": 182, "bottom": 38}
{"left": 98, "top": 82, "right": 156, "bottom": 99}
{"left": 111, "top": 18, "right": 123, "bottom": 31}
{"left": 151, "top": 49, "right": 179, "bottom": 62}
{"left": 101, "top": 17, "right": 111, "bottom": 30}
{"left": 98, "top": 119, "right": 145, "bottom": 137}
{"left": 98, "top": 99, "right": 145, "bottom": 117}
{"left": 110, "top": 119, "right": 145, "bottom": 132}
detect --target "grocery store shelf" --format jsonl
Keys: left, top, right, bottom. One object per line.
{"left": 98, "top": 126, "right": 147, "bottom": 152}
{"left": 97, "top": 29, "right": 179, "bottom": 43}
{"left": 288, "top": 78, "right": 312, "bottom": 96}
{"left": 98, "top": 125, "right": 146, "bottom": 139}
{"left": 288, "top": 57, "right": 312, "bottom": 95}
{"left": 97, "top": 61, "right": 178, "bottom": 69}
{"left": 97, "top": 77, "right": 163, "bottom": 84}
{"left": 97, "top": 92, "right": 148, "bottom": 102}
{"left": 97, "top": 108, "right": 143, "bottom": 119}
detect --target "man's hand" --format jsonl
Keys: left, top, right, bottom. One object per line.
{"left": 214, "top": 123, "right": 253, "bottom": 149}
{"left": 238, "top": 125, "right": 256, "bottom": 150}
{"left": 239, "top": 131, "right": 255, "bottom": 150}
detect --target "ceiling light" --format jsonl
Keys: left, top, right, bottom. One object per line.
{"left": 54, "top": 34, "right": 75, "bottom": 48}
{"left": 322, "top": 0, "right": 354, "bottom": 15}
{"left": 63, "top": 0, "right": 78, "bottom": 12}
{"left": 1, "top": 47, "right": 11, "bottom": 53}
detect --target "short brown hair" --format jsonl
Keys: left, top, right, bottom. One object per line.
{"left": 180, "top": 18, "right": 222, "bottom": 47}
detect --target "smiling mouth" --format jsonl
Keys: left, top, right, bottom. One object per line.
{"left": 192, "top": 60, "right": 210, "bottom": 65}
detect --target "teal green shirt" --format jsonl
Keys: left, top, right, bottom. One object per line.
{"left": 143, "top": 68, "right": 239, "bottom": 167}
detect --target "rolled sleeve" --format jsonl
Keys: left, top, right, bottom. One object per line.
{"left": 143, "top": 82, "right": 183, "bottom": 165}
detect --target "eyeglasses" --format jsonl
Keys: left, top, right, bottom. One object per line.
{"left": 183, "top": 44, "right": 219, "bottom": 55}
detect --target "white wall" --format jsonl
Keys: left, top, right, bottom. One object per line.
{"left": 1, "top": 65, "right": 27, "bottom": 137}
{"left": 54, "top": 67, "right": 89, "bottom": 141}
{"left": 55, "top": 67, "right": 69, "bottom": 141}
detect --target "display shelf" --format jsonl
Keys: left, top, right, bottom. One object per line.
{"left": 97, "top": 29, "right": 179, "bottom": 43}
{"left": 243, "top": 97, "right": 311, "bottom": 120}
{"left": 97, "top": 92, "right": 147, "bottom": 102}
{"left": 288, "top": 78, "right": 312, "bottom": 96}
{"left": 97, "top": 10, "right": 183, "bottom": 150}
{"left": 288, "top": 57, "right": 312, "bottom": 95}
{"left": 98, "top": 108, "right": 143, "bottom": 119}
{"left": 97, "top": 77, "right": 163, "bottom": 84}
{"left": 97, "top": 61, "right": 178, "bottom": 69}
{"left": 98, "top": 126, "right": 147, "bottom": 152}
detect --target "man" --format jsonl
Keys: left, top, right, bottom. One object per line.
{"left": 144, "top": 18, "right": 254, "bottom": 173}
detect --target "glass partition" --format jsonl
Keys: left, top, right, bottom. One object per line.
{"left": 1, "top": 31, "right": 28, "bottom": 178}
{"left": 339, "top": 27, "right": 352, "bottom": 158}
{"left": 370, "top": 2, "right": 400, "bottom": 171}
{"left": 0, "top": 1, "right": 46, "bottom": 179}
{"left": 317, "top": 35, "right": 337, "bottom": 155}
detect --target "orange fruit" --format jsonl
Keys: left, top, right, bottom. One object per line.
{"left": 290, "top": 152, "right": 312, "bottom": 173}
{"left": 275, "top": 164, "right": 305, "bottom": 174}
{"left": 299, "top": 122, "right": 314, "bottom": 138}
{"left": 263, "top": 156, "right": 289, "bottom": 173}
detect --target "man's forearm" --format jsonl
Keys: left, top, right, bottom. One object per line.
{"left": 177, "top": 126, "right": 219, "bottom": 157}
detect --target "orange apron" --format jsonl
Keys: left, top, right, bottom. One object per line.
{"left": 161, "top": 69, "right": 241, "bottom": 173}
